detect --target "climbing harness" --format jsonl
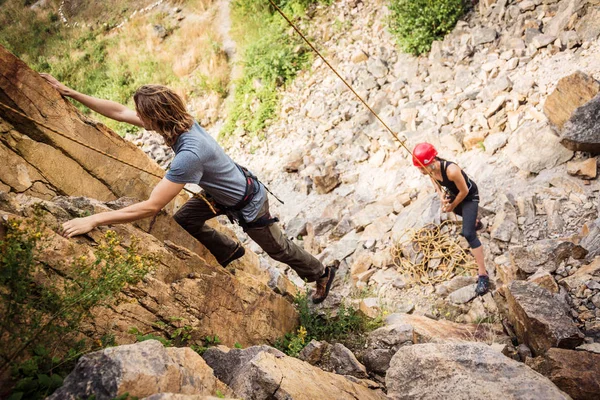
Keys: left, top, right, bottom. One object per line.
{"left": 205, "top": 163, "right": 281, "bottom": 231}
{"left": 391, "top": 221, "right": 477, "bottom": 285}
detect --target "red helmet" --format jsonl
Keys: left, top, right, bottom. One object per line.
{"left": 412, "top": 143, "right": 438, "bottom": 167}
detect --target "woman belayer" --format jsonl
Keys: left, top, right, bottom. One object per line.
{"left": 412, "top": 143, "right": 490, "bottom": 295}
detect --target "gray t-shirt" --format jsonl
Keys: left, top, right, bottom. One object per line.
{"left": 165, "top": 122, "right": 266, "bottom": 221}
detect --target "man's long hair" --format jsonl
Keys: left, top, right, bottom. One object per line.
{"left": 133, "top": 85, "right": 194, "bottom": 146}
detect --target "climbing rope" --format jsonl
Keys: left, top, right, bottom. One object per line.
{"left": 391, "top": 221, "right": 477, "bottom": 285}
{"left": 0, "top": 102, "right": 218, "bottom": 214}
{"left": 265, "top": 0, "right": 442, "bottom": 187}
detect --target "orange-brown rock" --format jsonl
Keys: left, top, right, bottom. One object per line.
{"left": 385, "top": 314, "right": 505, "bottom": 344}
{"left": 544, "top": 71, "right": 600, "bottom": 130}
{"left": 526, "top": 348, "right": 600, "bottom": 400}
{"left": 0, "top": 193, "right": 298, "bottom": 348}
{"left": 0, "top": 44, "right": 296, "bottom": 298}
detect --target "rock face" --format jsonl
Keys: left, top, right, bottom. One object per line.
{"left": 0, "top": 44, "right": 237, "bottom": 269}
{"left": 0, "top": 45, "right": 181, "bottom": 206}
{"left": 386, "top": 343, "right": 570, "bottom": 400}
{"left": 505, "top": 281, "right": 583, "bottom": 355}
{"left": 526, "top": 348, "right": 600, "bottom": 400}
{"left": 0, "top": 193, "right": 298, "bottom": 347}
{"left": 561, "top": 94, "right": 600, "bottom": 154}
{"left": 202, "top": 346, "right": 386, "bottom": 399}
{"left": 506, "top": 122, "right": 574, "bottom": 173}
{"left": 544, "top": 71, "right": 600, "bottom": 130}
{"left": 48, "top": 340, "right": 232, "bottom": 400}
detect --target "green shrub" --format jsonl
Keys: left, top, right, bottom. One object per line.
{"left": 1, "top": 214, "right": 154, "bottom": 399}
{"left": 274, "top": 289, "right": 380, "bottom": 357}
{"left": 387, "top": 0, "right": 465, "bottom": 55}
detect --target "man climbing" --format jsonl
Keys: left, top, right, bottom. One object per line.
{"left": 412, "top": 143, "right": 490, "bottom": 295}
{"left": 41, "top": 74, "right": 337, "bottom": 304}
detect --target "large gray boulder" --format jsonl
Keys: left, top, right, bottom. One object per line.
{"left": 505, "top": 281, "right": 584, "bottom": 355}
{"left": 386, "top": 343, "right": 570, "bottom": 400}
{"left": 506, "top": 122, "right": 574, "bottom": 173}
{"left": 202, "top": 345, "right": 386, "bottom": 399}
{"left": 48, "top": 340, "right": 231, "bottom": 400}
{"left": 561, "top": 94, "right": 600, "bottom": 154}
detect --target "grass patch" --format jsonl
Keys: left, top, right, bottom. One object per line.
{"left": 221, "top": 0, "right": 331, "bottom": 139}
{"left": 387, "top": 0, "right": 466, "bottom": 55}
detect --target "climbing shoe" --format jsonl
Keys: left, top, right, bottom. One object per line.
{"left": 312, "top": 261, "right": 339, "bottom": 304}
{"left": 221, "top": 244, "right": 245, "bottom": 268}
{"left": 475, "top": 275, "right": 490, "bottom": 296}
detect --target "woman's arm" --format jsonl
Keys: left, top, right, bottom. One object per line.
{"left": 40, "top": 73, "right": 145, "bottom": 127}
{"left": 60, "top": 178, "right": 185, "bottom": 238}
{"left": 444, "top": 164, "right": 470, "bottom": 212}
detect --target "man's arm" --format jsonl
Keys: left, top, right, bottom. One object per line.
{"left": 40, "top": 73, "right": 144, "bottom": 127}
{"left": 60, "top": 178, "right": 185, "bottom": 238}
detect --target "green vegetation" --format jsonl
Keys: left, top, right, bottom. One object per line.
{"left": 0, "top": 0, "right": 227, "bottom": 136}
{"left": 221, "top": 0, "right": 331, "bottom": 139}
{"left": 274, "top": 289, "right": 384, "bottom": 357}
{"left": 387, "top": 0, "right": 465, "bottom": 55}
{"left": 1, "top": 213, "right": 154, "bottom": 400}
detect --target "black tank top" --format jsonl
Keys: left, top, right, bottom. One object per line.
{"left": 437, "top": 160, "right": 479, "bottom": 201}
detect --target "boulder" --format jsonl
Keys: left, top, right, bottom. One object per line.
{"left": 580, "top": 219, "right": 600, "bottom": 259}
{"left": 545, "top": 72, "right": 599, "bottom": 129}
{"left": 203, "top": 346, "right": 386, "bottom": 399}
{"left": 49, "top": 340, "right": 232, "bottom": 400}
{"left": 575, "top": 7, "right": 600, "bottom": 41}
{"left": 386, "top": 343, "right": 570, "bottom": 400}
{"left": 506, "top": 122, "right": 574, "bottom": 173}
{"left": 472, "top": 28, "right": 497, "bottom": 46}
{"left": 526, "top": 348, "right": 600, "bottom": 400}
{"left": 544, "top": 0, "right": 584, "bottom": 37}
{"left": 561, "top": 94, "right": 600, "bottom": 154}
{"left": 313, "top": 166, "right": 341, "bottom": 194}
{"left": 367, "top": 323, "right": 413, "bottom": 349}
{"left": 435, "top": 276, "right": 477, "bottom": 296}
{"left": 567, "top": 158, "right": 598, "bottom": 179}
{"left": 298, "top": 340, "right": 327, "bottom": 365}
{"left": 561, "top": 257, "right": 600, "bottom": 291}
{"left": 490, "top": 194, "right": 520, "bottom": 243}
{"left": 508, "top": 240, "right": 562, "bottom": 275}
{"left": 329, "top": 343, "right": 368, "bottom": 379}
{"left": 351, "top": 49, "right": 369, "bottom": 63}
{"left": 362, "top": 348, "right": 396, "bottom": 375}
{"left": 505, "top": 281, "right": 584, "bottom": 355}
{"left": 527, "top": 270, "right": 559, "bottom": 294}
{"left": 447, "top": 284, "right": 478, "bottom": 304}
{"left": 384, "top": 314, "right": 504, "bottom": 344}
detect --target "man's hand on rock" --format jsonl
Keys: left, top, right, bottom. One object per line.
{"left": 60, "top": 216, "right": 97, "bottom": 238}
{"left": 40, "top": 73, "right": 73, "bottom": 96}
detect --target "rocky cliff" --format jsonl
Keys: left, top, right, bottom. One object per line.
{"left": 0, "top": 44, "right": 298, "bottom": 348}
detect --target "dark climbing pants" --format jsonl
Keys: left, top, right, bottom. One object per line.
{"left": 454, "top": 199, "right": 481, "bottom": 249}
{"left": 173, "top": 196, "right": 325, "bottom": 282}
